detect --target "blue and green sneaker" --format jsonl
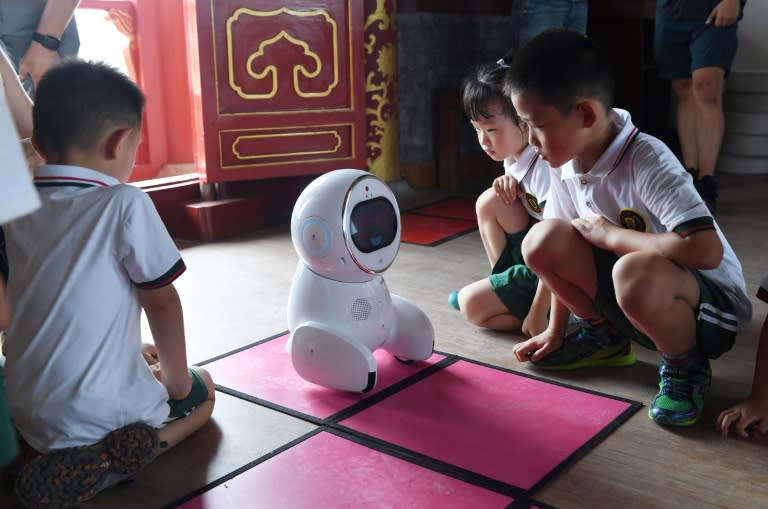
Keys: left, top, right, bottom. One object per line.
{"left": 649, "top": 355, "right": 711, "bottom": 426}
{"left": 532, "top": 320, "right": 636, "bottom": 371}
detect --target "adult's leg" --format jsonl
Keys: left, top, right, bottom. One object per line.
{"left": 613, "top": 251, "right": 700, "bottom": 355}
{"left": 564, "top": 0, "right": 588, "bottom": 35}
{"left": 691, "top": 66, "right": 726, "bottom": 178}
{"left": 476, "top": 188, "right": 530, "bottom": 267}
{"left": 672, "top": 78, "right": 699, "bottom": 170}
{"left": 654, "top": 14, "right": 698, "bottom": 170}
{"left": 518, "top": 0, "right": 571, "bottom": 48}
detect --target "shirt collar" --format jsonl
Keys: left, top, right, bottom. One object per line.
{"left": 560, "top": 108, "right": 638, "bottom": 180}
{"left": 33, "top": 165, "right": 121, "bottom": 189}
{"left": 506, "top": 145, "right": 540, "bottom": 181}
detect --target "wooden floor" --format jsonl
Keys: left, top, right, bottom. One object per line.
{"left": 2, "top": 173, "right": 767, "bottom": 508}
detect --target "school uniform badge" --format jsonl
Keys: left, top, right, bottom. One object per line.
{"left": 619, "top": 209, "right": 647, "bottom": 232}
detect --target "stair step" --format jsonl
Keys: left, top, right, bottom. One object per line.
{"left": 726, "top": 71, "right": 768, "bottom": 93}
{"left": 724, "top": 92, "right": 768, "bottom": 114}
{"left": 722, "top": 133, "right": 768, "bottom": 157}
{"left": 717, "top": 153, "right": 768, "bottom": 175}
{"left": 725, "top": 111, "right": 768, "bottom": 135}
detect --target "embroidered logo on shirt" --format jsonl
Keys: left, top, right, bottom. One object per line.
{"left": 618, "top": 209, "right": 647, "bottom": 232}
{"left": 525, "top": 192, "right": 542, "bottom": 216}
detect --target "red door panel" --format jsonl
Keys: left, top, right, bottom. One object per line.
{"left": 186, "top": 0, "right": 366, "bottom": 183}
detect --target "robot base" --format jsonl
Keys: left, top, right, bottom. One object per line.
{"left": 288, "top": 321, "right": 378, "bottom": 392}
{"left": 381, "top": 294, "right": 435, "bottom": 362}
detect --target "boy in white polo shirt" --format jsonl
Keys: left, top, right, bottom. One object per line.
{"left": 3, "top": 60, "right": 216, "bottom": 507}
{"left": 503, "top": 29, "right": 751, "bottom": 427}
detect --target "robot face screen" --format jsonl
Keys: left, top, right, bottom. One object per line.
{"left": 349, "top": 197, "right": 398, "bottom": 253}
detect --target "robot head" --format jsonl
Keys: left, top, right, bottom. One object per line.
{"left": 291, "top": 169, "right": 401, "bottom": 283}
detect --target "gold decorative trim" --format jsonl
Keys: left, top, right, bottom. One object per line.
{"left": 218, "top": 123, "right": 356, "bottom": 169}
{"left": 232, "top": 131, "right": 342, "bottom": 160}
{"left": 225, "top": 7, "right": 339, "bottom": 100}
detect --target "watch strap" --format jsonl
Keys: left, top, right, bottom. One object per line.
{"left": 31, "top": 32, "right": 61, "bottom": 51}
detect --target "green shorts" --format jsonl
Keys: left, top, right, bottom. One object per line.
{"left": 0, "top": 366, "right": 18, "bottom": 466}
{"left": 592, "top": 248, "right": 736, "bottom": 359}
{"left": 167, "top": 368, "right": 209, "bottom": 419}
{"left": 488, "top": 225, "right": 539, "bottom": 321}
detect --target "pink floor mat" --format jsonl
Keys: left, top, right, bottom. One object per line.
{"left": 340, "top": 359, "right": 637, "bottom": 491}
{"left": 176, "top": 430, "right": 516, "bottom": 509}
{"left": 187, "top": 334, "right": 640, "bottom": 508}
{"left": 201, "top": 332, "right": 447, "bottom": 422}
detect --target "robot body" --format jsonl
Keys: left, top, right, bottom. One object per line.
{"left": 286, "top": 169, "right": 434, "bottom": 392}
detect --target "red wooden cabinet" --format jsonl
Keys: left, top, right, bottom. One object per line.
{"left": 184, "top": 0, "right": 367, "bottom": 183}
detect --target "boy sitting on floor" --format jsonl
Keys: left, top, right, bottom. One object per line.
{"left": 505, "top": 29, "right": 751, "bottom": 427}
{"left": 2, "top": 60, "right": 216, "bottom": 507}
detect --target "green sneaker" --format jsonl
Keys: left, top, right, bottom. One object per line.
{"left": 533, "top": 322, "right": 636, "bottom": 371}
{"left": 649, "top": 355, "right": 711, "bottom": 426}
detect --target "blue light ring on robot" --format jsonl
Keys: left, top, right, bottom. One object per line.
{"left": 300, "top": 218, "right": 332, "bottom": 257}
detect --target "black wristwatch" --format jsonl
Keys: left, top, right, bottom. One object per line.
{"left": 31, "top": 31, "right": 61, "bottom": 51}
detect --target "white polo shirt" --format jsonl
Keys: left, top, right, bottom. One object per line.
{"left": 3, "top": 165, "right": 186, "bottom": 452}
{"left": 504, "top": 144, "right": 551, "bottom": 221}
{"left": 545, "top": 109, "right": 752, "bottom": 330}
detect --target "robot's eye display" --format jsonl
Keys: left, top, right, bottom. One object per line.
{"left": 350, "top": 197, "right": 397, "bottom": 253}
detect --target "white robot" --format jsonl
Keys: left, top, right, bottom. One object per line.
{"left": 286, "top": 169, "right": 434, "bottom": 392}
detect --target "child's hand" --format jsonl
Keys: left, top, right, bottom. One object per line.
{"left": 493, "top": 175, "right": 520, "bottom": 205}
{"left": 716, "top": 399, "right": 768, "bottom": 438}
{"left": 141, "top": 343, "right": 160, "bottom": 365}
{"left": 513, "top": 328, "right": 563, "bottom": 363}
{"left": 571, "top": 215, "right": 617, "bottom": 249}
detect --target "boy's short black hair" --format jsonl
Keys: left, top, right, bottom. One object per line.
{"left": 462, "top": 61, "right": 519, "bottom": 123}
{"left": 503, "top": 28, "right": 614, "bottom": 115}
{"left": 33, "top": 59, "right": 145, "bottom": 157}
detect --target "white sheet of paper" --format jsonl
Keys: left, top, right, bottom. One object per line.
{"left": 0, "top": 93, "right": 39, "bottom": 224}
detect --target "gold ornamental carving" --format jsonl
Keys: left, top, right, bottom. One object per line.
{"left": 364, "top": 0, "right": 399, "bottom": 182}
{"left": 226, "top": 7, "right": 339, "bottom": 100}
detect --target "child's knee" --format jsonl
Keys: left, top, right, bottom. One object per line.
{"left": 475, "top": 188, "right": 501, "bottom": 218}
{"left": 521, "top": 219, "right": 570, "bottom": 267}
{"left": 613, "top": 253, "right": 664, "bottom": 314}
{"left": 191, "top": 366, "right": 216, "bottom": 402}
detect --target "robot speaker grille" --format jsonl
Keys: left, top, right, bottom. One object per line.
{"left": 351, "top": 298, "right": 372, "bottom": 320}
